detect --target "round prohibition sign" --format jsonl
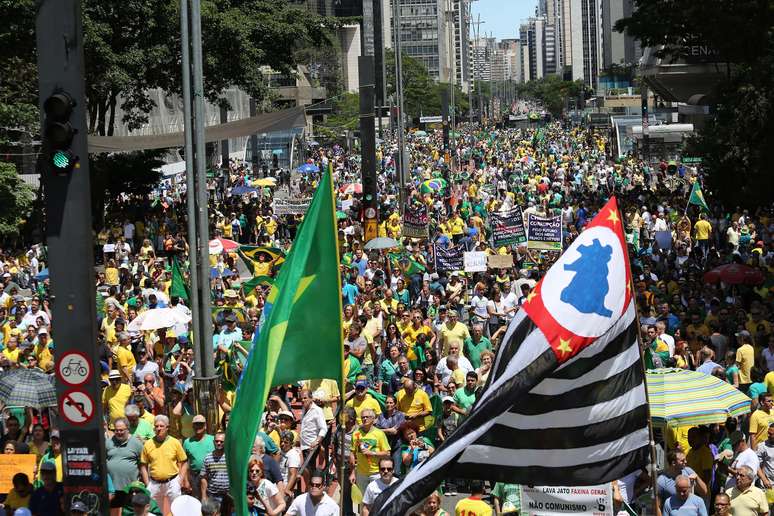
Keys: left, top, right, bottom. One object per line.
{"left": 56, "top": 351, "right": 92, "bottom": 387}
{"left": 59, "top": 390, "right": 95, "bottom": 426}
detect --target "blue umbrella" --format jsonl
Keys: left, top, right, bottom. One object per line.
{"left": 35, "top": 268, "right": 49, "bottom": 281}
{"left": 230, "top": 185, "right": 258, "bottom": 196}
{"left": 210, "top": 268, "right": 235, "bottom": 279}
{"left": 297, "top": 163, "right": 320, "bottom": 174}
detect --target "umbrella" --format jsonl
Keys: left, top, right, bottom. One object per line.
{"left": 35, "top": 269, "right": 49, "bottom": 281}
{"left": 419, "top": 178, "right": 448, "bottom": 194}
{"left": 0, "top": 369, "right": 57, "bottom": 409}
{"left": 307, "top": 141, "right": 320, "bottom": 147}
{"left": 297, "top": 163, "right": 320, "bottom": 174}
{"left": 127, "top": 308, "right": 192, "bottom": 332}
{"left": 208, "top": 238, "right": 239, "bottom": 255}
{"left": 703, "top": 263, "right": 765, "bottom": 285}
{"left": 210, "top": 267, "right": 235, "bottom": 279}
{"left": 647, "top": 368, "right": 751, "bottom": 427}
{"left": 230, "top": 185, "right": 258, "bottom": 196}
{"left": 252, "top": 178, "right": 277, "bottom": 187}
{"left": 364, "top": 237, "right": 399, "bottom": 250}
{"left": 413, "top": 130, "right": 428, "bottom": 137}
{"left": 339, "top": 183, "right": 362, "bottom": 195}
{"left": 3, "top": 281, "right": 20, "bottom": 294}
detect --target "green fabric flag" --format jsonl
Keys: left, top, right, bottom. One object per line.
{"left": 688, "top": 181, "right": 710, "bottom": 212}
{"left": 226, "top": 169, "right": 344, "bottom": 516}
{"left": 170, "top": 256, "right": 189, "bottom": 302}
{"left": 241, "top": 275, "right": 274, "bottom": 296}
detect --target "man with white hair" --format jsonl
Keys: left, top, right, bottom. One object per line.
{"left": 139, "top": 415, "right": 189, "bottom": 509}
{"left": 725, "top": 465, "right": 769, "bottom": 516}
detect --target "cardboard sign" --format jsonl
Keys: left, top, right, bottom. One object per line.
{"left": 463, "top": 251, "right": 488, "bottom": 272}
{"left": 0, "top": 454, "right": 36, "bottom": 493}
{"left": 487, "top": 254, "right": 514, "bottom": 269}
{"left": 527, "top": 215, "right": 563, "bottom": 250}
{"left": 520, "top": 484, "right": 613, "bottom": 516}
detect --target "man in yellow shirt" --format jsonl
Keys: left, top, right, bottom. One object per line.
{"left": 439, "top": 310, "right": 470, "bottom": 356}
{"left": 750, "top": 394, "right": 774, "bottom": 450}
{"left": 455, "top": 481, "right": 493, "bottom": 516}
{"left": 693, "top": 213, "right": 712, "bottom": 259}
{"left": 140, "top": 414, "right": 190, "bottom": 509}
{"left": 102, "top": 370, "right": 132, "bottom": 424}
{"left": 349, "top": 408, "right": 391, "bottom": 499}
{"left": 396, "top": 379, "right": 433, "bottom": 432}
{"left": 345, "top": 380, "right": 382, "bottom": 424}
{"left": 115, "top": 332, "right": 137, "bottom": 382}
{"left": 736, "top": 332, "right": 755, "bottom": 389}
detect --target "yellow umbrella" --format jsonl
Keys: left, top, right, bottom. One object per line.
{"left": 252, "top": 178, "right": 277, "bottom": 187}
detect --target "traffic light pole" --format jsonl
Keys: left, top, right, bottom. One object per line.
{"left": 35, "top": 0, "right": 108, "bottom": 513}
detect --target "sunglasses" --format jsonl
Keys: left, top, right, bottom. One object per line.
{"left": 214, "top": 440, "right": 225, "bottom": 444}
{"left": 380, "top": 467, "right": 393, "bottom": 472}
{"left": 310, "top": 481, "right": 324, "bottom": 488}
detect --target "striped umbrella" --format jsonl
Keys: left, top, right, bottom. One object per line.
{"left": 0, "top": 369, "right": 57, "bottom": 409}
{"left": 647, "top": 368, "right": 751, "bottom": 427}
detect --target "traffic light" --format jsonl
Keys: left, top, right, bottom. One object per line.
{"left": 43, "top": 91, "right": 78, "bottom": 174}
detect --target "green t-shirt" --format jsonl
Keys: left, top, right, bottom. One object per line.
{"left": 130, "top": 419, "right": 154, "bottom": 441}
{"left": 453, "top": 387, "right": 477, "bottom": 413}
{"left": 492, "top": 482, "right": 521, "bottom": 514}
{"left": 464, "top": 336, "right": 492, "bottom": 369}
{"left": 183, "top": 434, "right": 215, "bottom": 473}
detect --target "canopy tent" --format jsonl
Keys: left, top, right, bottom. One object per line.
{"left": 87, "top": 106, "right": 306, "bottom": 153}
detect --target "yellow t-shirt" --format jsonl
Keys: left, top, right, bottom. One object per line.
{"left": 402, "top": 324, "right": 433, "bottom": 361}
{"left": 2, "top": 347, "right": 20, "bottom": 363}
{"left": 351, "top": 426, "right": 390, "bottom": 476}
{"left": 737, "top": 344, "right": 755, "bottom": 384}
{"left": 102, "top": 383, "right": 132, "bottom": 422}
{"left": 686, "top": 445, "right": 713, "bottom": 477}
{"left": 115, "top": 345, "right": 137, "bottom": 374}
{"left": 764, "top": 371, "right": 774, "bottom": 397}
{"left": 396, "top": 388, "right": 433, "bottom": 431}
{"left": 4, "top": 488, "right": 31, "bottom": 510}
{"left": 749, "top": 409, "right": 774, "bottom": 447}
{"left": 455, "top": 496, "right": 493, "bottom": 516}
{"left": 440, "top": 322, "right": 471, "bottom": 356}
{"left": 105, "top": 267, "right": 120, "bottom": 286}
{"left": 140, "top": 436, "right": 187, "bottom": 480}
{"left": 694, "top": 219, "right": 712, "bottom": 240}
{"left": 345, "top": 396, "right": 382, "bottom": 425}
{"left": 302, "top": 379, "right": 340, "bottom": 421}
{"left": 666, "top": 425, "right": 692, "bottom": 452}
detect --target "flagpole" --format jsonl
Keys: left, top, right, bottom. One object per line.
{"left": 326, "top": 163, "right": 347, "bottom": 516}
{"left": 618, "top": 197, "right": 659, "bottom": 516}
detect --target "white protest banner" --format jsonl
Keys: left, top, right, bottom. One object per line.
{"left": 463, "top": 251, "right": 487, "bottom": 272}
{"left": 272, "top": 198, "right": 311, "bottom": 215}
{"left": 520, "top": 485, "right": 613, "bottom": 516}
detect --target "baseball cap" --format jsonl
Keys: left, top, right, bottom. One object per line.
{"left": 49, "top": 430, "right": 60, "bottom": 439}
{"left": 736, "top": 330, "right": 752, "bottom": 337}
{"left": 37, "top": 327, "right": 48, "bottom": 335}
{"left": 442, "top": 396, "right": 454, "bottom": 403}
{"left": 224, "top": 289, "right": 238, "bottom": 298}
{"left": 312, "top": 389, "right": 327, "bottom": 401}
{"left": 277, "top": 410, "right": 294, "bottom": 420}
{"left": 192, "top": 414, "right": 206, "bottom": 424}
{"left": 70, "top": 500, "right": 88, "bottom": 513}
{"left": 108, "top": 369, "right": 121, "bottom": 379}
{"left": 355, "top": 379, "right": 368, "bottom": 389}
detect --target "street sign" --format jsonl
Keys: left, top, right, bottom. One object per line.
{"left": 56, "top": 351, "right": 91, "bottom": 387}
{"left": 59, "top": 390, "right": 95, "bottom": 426}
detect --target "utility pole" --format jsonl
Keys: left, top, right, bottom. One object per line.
{"left": 447, "top": 0, "right": 456, "bottom": 171}
{"left": 392, "top": 0, "right": 408, "bottom": 213}
{"left": 35, "top": 0, "right": 108, "bottom": 511}
{"left": 359, "top": 56, "right": 378, "bottom": 241}
{"left": 180, "top": 0, "right": 201, "bottom": 365}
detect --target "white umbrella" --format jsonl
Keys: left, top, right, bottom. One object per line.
{"left": 127, "top": 308, "right": 191, "bottom": 332}
{"left": 364, "top": 237, "right": 400, "bottom": 250}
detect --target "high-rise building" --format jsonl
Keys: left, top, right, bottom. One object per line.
{"left": 566, "top": 0, "right": 602, "bottom": 88}
{"left": 601, "top": 0, "right": 642, "bottom": 68}
{"left": 500, "top": 39, "right": 522, "bottom": 82}
{"left": 519, "top": 17, "right": 545, "bottom": 82}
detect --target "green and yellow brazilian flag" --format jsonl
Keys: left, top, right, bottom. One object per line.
{"left": 226, "top": 169, "right": 344, "bottom": 516}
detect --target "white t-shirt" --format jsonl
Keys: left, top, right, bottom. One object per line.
{"left": 470, "top": 295, "right": 489, "bottom": 320}
{"left": 133, "top": 361, "right": 160, "bottom": 385}
{"left": 726, "top": 447, "right": 760, "bottom": 488}
{"left": 253, "top": 479, "right": 279, "bottom": 511}
{"left": 362, "top": 477, "right": 399, "bottom": 506}
{"left": 286, "top": 493, "right": 340, "bottom": 516}
{"left": 763, "top": 348, "right": 774, "bottom": 373}
{"left": 280, "top": 447, "right": 303, "bottom": 483}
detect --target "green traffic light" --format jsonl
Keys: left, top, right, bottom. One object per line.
{"left": 52, "top": 150, "right": 71, "bottom": 169}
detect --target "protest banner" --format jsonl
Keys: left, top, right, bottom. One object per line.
{"left": 487, "top": 254, "right": 514, "bottom": 269}
{"left": 434, "top": 244, "right": 464, "bottom": 272}
{"left": 0, "top": 454, "right": 36, "bottom": 493}
{"left": 527, "top": 214, "right": 563, "bottom": 250}
{"left": 490, "top": 207, "right": 526, "bottom": 247}
{"left": 520, "top": 484, "right": 613, "bottom": 516}
{"left": 463, "top": 251, "right": 487, "bottom": 272}
{"left": 272, "top": 198, "right": 311, "bottom": 215}
{"left": 402, "top": 205, "right": 429, "bottom": 238}
{"left": 654, "top": 230, "right": 673, "bottom": 251}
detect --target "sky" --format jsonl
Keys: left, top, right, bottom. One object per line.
{"left": 470, "top": 0, "right": 538, "bottom": 40}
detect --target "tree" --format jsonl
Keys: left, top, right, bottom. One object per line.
{"left": 515, "top": 77, "right": 586, "bottom": 116}
{"left": 0, "top": 162, "right": 34, "bottom": 238}
{"left": 616, "top": 0, "right": 774, "bottom": 208}
{"left": 385, "top": 49, "right": 435, "bottom": 119}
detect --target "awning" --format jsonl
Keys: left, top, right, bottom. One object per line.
{"left": 87, "top": 106, "right": 306, "bottom": 153}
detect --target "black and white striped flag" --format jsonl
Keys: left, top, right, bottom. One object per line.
{"left": 371, "top": 197, "right": 650, "bottom": 515}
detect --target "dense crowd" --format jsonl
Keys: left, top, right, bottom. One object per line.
{"left": 0, "top": 119, "right": 770, "bottom": 516}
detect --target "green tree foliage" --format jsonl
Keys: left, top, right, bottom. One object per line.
{"left": 0, "top": 162, "right": 34, "bottom": 237}
{"left": 617, "top": 0, "right": 774, "bottom": 208}
{"left": 514, "top": 77, "right": 586, "bottom": 116}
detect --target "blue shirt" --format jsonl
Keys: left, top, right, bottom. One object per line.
{"left": 342, "top": 283, "right": 359, "bottom": 306}
{"left": 657, "top": 467, "right": 696, "bottom": 501}
{"left": 696, "top": 361, "right": 722, "bottom": 375}
{"left": 663, "top": 493, "right": 707, "bottom": 515}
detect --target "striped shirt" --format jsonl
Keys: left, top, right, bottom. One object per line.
{"left": 200, "top": 451, "right": 229, "bottom": 497}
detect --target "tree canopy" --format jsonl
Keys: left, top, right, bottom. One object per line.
{"left": 514, "top": 77, "right": 587, "bottom": 116}
{"left": 0, "top": 162, "right": 34, "bottom": 238}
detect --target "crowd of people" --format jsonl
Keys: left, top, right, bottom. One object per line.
{"left": 0, "top": 118, "right": 769, "bottom": 516}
